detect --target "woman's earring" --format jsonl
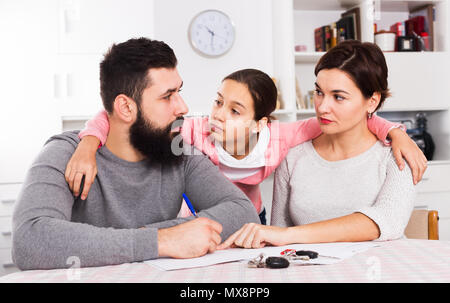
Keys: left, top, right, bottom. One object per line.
{"left": 368, "top": 111, "right": 373, "bottom": 119}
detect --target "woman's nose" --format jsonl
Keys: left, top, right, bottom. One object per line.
{"left": 316, "top": 96, "right": 332, "bottom": 113}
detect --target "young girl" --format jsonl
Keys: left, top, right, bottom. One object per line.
{"left": 65, "top": 68, "right": 427, "bottom": 224}
{"left": 218, "top": 41, "right": 418, "bottom": 248}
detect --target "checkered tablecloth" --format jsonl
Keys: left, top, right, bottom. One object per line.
{"left": 1, "top": 239, "right": 449, "bottom": 283}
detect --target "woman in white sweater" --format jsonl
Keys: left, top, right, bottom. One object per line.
{"left": 218, "top": 40, "right": 417, "bottom": 249}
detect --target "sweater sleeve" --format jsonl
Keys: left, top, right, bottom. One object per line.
{"left": 367, "top": 114, "right": 406, "bottom": 146}
{"left": 12, "top": 137, "right": 158, "bottom": 270}
{"left": 284, "top": 118, "right": 322, "bottom": 148}
{"left": 78, "top": 110, "right": 110, "bottom": 146}
{"left": 355, "top": 154, "right": 416, "bottom": 241}
{"left": 142, "top": 148, "right": 261, "bottom": 239}
{"left": 183, "top": 152, "right": 261, "bottom": 239}
{"left": 270, "top": 157, "right": 295, "bottom": 227}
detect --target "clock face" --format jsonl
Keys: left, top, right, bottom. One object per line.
{"left": 188, "top": 10, "right": 235, "bottom": 57}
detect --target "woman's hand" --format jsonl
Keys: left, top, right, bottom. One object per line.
{"left": 217, "top": 223, "right": 290, "bottom": 249}
{"left": 389, "top": 128, "right": 428, "bottom": 185}
{"left": 64, "top": 136, "right": 100, "bottom": 200}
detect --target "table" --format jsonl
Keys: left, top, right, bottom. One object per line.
{"left": 1, "top": 239, "right": 449, "bottom": 283}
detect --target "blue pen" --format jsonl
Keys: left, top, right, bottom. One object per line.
{"left": 182, "top": 193, "right": 197, "bottom": 217}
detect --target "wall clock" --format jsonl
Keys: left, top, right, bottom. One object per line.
{"left": 188, "top": 9, "right": 235, "bottom": 58}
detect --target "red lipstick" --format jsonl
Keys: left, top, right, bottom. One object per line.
{"left": 320, "top": 117, "right": 333, "bottom": 124}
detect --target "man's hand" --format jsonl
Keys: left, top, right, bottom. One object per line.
{"left": 157, "top": 217, "right": 223, "bottom": 259}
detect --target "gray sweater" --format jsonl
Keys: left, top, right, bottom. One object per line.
{"left": 12, "top": 131, "right": 259, "bottom": 270}
{"left": 271, "top": 140, "right": 416, "bottom": 241}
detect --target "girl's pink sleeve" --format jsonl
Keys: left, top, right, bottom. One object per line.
{"left": 180, "top": 116, "right": 210, "bottom": 152}
{"left": 180, "top": 117, "right": 195, "bottom": 145}
{"left": 368, "top": 114, "right": 406, "bottom": 146}
{"left": 78, "top": 110, "right": 110, "bottom": 146}
{"left": 284, "top": 117, "right": 322, "bottom": 147}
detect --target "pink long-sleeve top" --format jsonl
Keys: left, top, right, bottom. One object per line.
{"left": 79, "top": 110, "right": 402, "bottom": 213}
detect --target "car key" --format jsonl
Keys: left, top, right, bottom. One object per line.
{"left": 248, "top": 253, "right": 290, "bottom": 269}
{"left": 265, "top": 256, "right": 290, "bottom": 268}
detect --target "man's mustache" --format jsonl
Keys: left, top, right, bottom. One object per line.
{"left": 170, "top": 116, "right": 185, "bottom": 133}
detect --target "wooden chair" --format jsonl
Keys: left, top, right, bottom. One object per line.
{"left": 404, "top": 209, "right": 439, "bottom": 240}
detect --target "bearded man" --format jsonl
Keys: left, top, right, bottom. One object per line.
{"left": 12, "top": 38, "right": 259, "bottom": 270}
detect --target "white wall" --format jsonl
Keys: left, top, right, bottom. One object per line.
{"left": 153, "top": 0, "right": 274, "bottom": 116}
{"left": 0, "top": 0, "right": 156, "bottom": 183}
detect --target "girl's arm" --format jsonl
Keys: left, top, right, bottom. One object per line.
{"left": 368, "top": 115, "right": 428, "bottom": 185}
{"left": 65, "top": 113, "right": 204, "bottom": 199}
{"left": 65, "top": 110, "right": 109, "bottom": 200}
{"left": 78, "top": 110, "right": 110, "bottom": 146}
{"left": 286, "top": 116, "right": 427, "bottom": 184}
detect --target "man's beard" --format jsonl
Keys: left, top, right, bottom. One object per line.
{"left": 129, "top": 108, "right": 184, "bottom": 166}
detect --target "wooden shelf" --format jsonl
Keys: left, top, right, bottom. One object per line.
{"left": 273, "top": 109, "right": 294, "bottom": 115}
{"left": 293, "top": 0, "right": 360, "bottom": 11}
{"left": 296, "top": 109, "right": 316, "bottom": 114}
{"left": 294, "top": 52, "right": 325, "bottom": 63}
{"left": 379, "top": 107, "right": 450, "bottom": 112}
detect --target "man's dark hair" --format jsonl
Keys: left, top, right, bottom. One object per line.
{"left": 100, "top": 37, "right": 178, "bottom": 113}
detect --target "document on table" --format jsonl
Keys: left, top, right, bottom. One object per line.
{"left": 145, "top": 241, "right": 379, "bottom": 271}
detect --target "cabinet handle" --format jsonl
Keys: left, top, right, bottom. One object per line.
{"left": 421, "top": 177, "right": 429, "bottom": 181}
{"left": 2, "top": 263, "right": 16, "bottom": 269}
{"left": 1, "top": 199, "right": 14, "bottom": 204}
{"left": 66, "top": 73, "right": 75, "bottom": 97}
{"left": 54, "top": 74, "right": 62, "bottom": 99}
{"left": 1, "top": 231, "right": 12, "bottom": 236}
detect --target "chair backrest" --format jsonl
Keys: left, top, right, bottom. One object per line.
{"left": 404, "top": 209, "right": 439, "bottom": 240}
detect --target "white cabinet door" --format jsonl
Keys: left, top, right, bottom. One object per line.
{"left": 383, "top": 52, "right": 450, "bottom": 111}
{"left": 55, "top": 54, "right": 104, "bottom": 117}
{"left": 0, "top": 0, "right": 62, "bottom": 183}
{"left": 58, "top": 0, "right": 155, "bottom": 54}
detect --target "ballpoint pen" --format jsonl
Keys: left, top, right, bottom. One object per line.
{"left": 182, "top": 193, "right": 197, "bottom": 217}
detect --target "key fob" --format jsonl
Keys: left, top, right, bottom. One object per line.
{"left": 265, "top": 257, "right": 289, "bottom": 269}
{"left": 295, "top": 250, "right": 318, "bottom": 259}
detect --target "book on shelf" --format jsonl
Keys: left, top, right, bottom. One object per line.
{"left": 314, "top": 7, "right": 360, "bottom": 52}
{"left": 341, "top": 7, "right": 361, "bottom": 41}
{"left": 336, "top": 15, "right": 356, "bottom": 41}
{"left": 314, "top": 25, "right": 331, "bottom": 52}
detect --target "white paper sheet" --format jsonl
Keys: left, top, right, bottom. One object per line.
{"left": 145, "top": 241, "right": 379, "bottom": 271}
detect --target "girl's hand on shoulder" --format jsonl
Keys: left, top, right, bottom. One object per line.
{"left": 217, "top": 223, "right": 289, "bottom": 250}
{"left": 389, "top": 128, "right": 428, "bottom": 185}
{"left": 64, "top": 136, "right": 100, "bottom": 200}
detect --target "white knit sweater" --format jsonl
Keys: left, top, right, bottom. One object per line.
{"left": 271, "top": 140, "right": 416, "bottom": 241}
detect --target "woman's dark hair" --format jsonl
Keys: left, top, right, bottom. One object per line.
{"left": 314, "top": 40, "right": 391, "bottom": 112}
{"left": 223, "top": 69, "right": 278, "bottom": 122}
{"left": 100, "top": 37, "right": 177, "bottom": 113}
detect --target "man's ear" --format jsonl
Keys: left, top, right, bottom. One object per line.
{"left": 368, "top": 92, "right": 381, "bottom": 114}
{"left": 112, "top": 94, "right": 136, "bottom": 123}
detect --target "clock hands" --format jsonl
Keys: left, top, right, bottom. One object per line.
{"left": 203, "top": 25, "right": 228, "bottom": 40}
{"left": 204, "top": 25, "right": 215, "bottom": 50}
